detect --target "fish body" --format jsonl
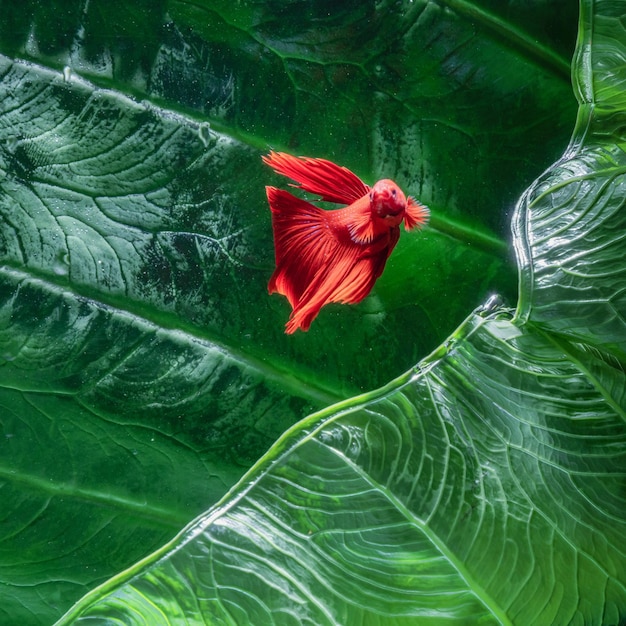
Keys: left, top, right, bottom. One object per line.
{"left": 263, "top": 151, "right": 429, "bottom": 333}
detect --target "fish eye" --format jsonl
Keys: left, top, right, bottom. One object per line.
{"left": 391, "top": 188, "right": 397, "bottom": 196}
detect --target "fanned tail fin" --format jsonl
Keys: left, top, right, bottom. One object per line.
{"left": 266, "top": 185, "right": 395, "bottom": 334}
{"left": 266, "top": 186, "right": 332, "bottom": 309}
{"left": 283, "top": 233, "right": 395, "bottom": 334}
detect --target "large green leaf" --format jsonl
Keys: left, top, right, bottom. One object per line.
{"left": 53, "top": 0, "right": 626, "bottom": 624}
{"left": 58, "top": 311, "right": 626, "bottom": 625}
{"left": 0, "top": 0, "right": 597, "bottom": 624}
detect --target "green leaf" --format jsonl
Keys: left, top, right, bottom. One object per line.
{"left": 57, "top": 310, "right": 626, "bottom": 625}
{"left": 53, "top": 0, "right": 626, "bottom": 624}
{"left": 0, "top": 1, "right": 591, "bottom": 624}
{"left": 513, "top": 1, "right": 626, "bottom": 363}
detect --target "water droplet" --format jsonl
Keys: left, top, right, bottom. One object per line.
{"left": 63, "top": 66, "right": 72, "bottom": 82}
{"left": 6, "top": 136, "right": 19, "bottom": 154}
{"left": 478, "top": 294, "right": 502, "bottom": 314}
{"left": 52, "top": 251, "right": 70, "bottom": 276}
{"left": 197, "top": 122, "right": 215, "bottom": 148}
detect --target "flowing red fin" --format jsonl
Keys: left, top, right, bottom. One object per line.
{"left": 404, "top": 197, "right": 430, "bottom": 230}
{"left": 285, "top": 240, "right": 393, "bottom": 333}
{"left": 343, "top": 195, "right": 378, "bottom": 243}
{"left": 263, "top": 151, "right": 370, "bottom": 205}
{"left": 266, "top": 186, "right": 338, "bottom": 309}
{"left": 284, "top": 252, "right": 362, "bottom": 333}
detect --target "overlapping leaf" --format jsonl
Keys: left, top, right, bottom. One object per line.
{"left": 514, "top": 4, "right": 626, "bottom": 364}
{"left": 58, "top": 305, "right": 626, "bottom": 625}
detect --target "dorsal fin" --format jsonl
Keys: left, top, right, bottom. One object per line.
{"left": 263, "top": 151, "right": 369, "bottom": 205}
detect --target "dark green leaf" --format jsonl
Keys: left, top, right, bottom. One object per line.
{"left": 0, "top": 1, "right": 585, "bottom": 624}
{"left": 53, "top": 0, "right": 626, "bottom": 624}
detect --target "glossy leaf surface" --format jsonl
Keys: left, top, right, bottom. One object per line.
{"left": 55, "top": 0, "right": 626, "bottom": 624}
{"left": 0, "top": 1, "right": 607, "bottom": 625}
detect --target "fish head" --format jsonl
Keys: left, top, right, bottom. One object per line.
{"left": 369, "top": 179, "right": 407, "bottom": 226}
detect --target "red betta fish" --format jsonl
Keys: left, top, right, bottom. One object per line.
{"left": 263, "top": 151, "right": 429, "bottom": 334}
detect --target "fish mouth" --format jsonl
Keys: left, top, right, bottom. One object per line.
{"left": 372, "top": 200, "right": 403, "bottom": 218}
{"left": 380, "top": 206, "right": 403, "bottom": 219}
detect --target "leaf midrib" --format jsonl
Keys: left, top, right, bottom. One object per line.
{"left": 439, "top": 0, "right": 572, "bottom": 80}
{"left": 0, "top": 265, "right": 345, "bottom": 407}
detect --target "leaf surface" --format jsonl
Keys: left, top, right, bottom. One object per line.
{"left": 54, "top": 1, "right": 626, "bottom": 624}
{"left": 0, "top": 1, "right": 592, "bottom": 624}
